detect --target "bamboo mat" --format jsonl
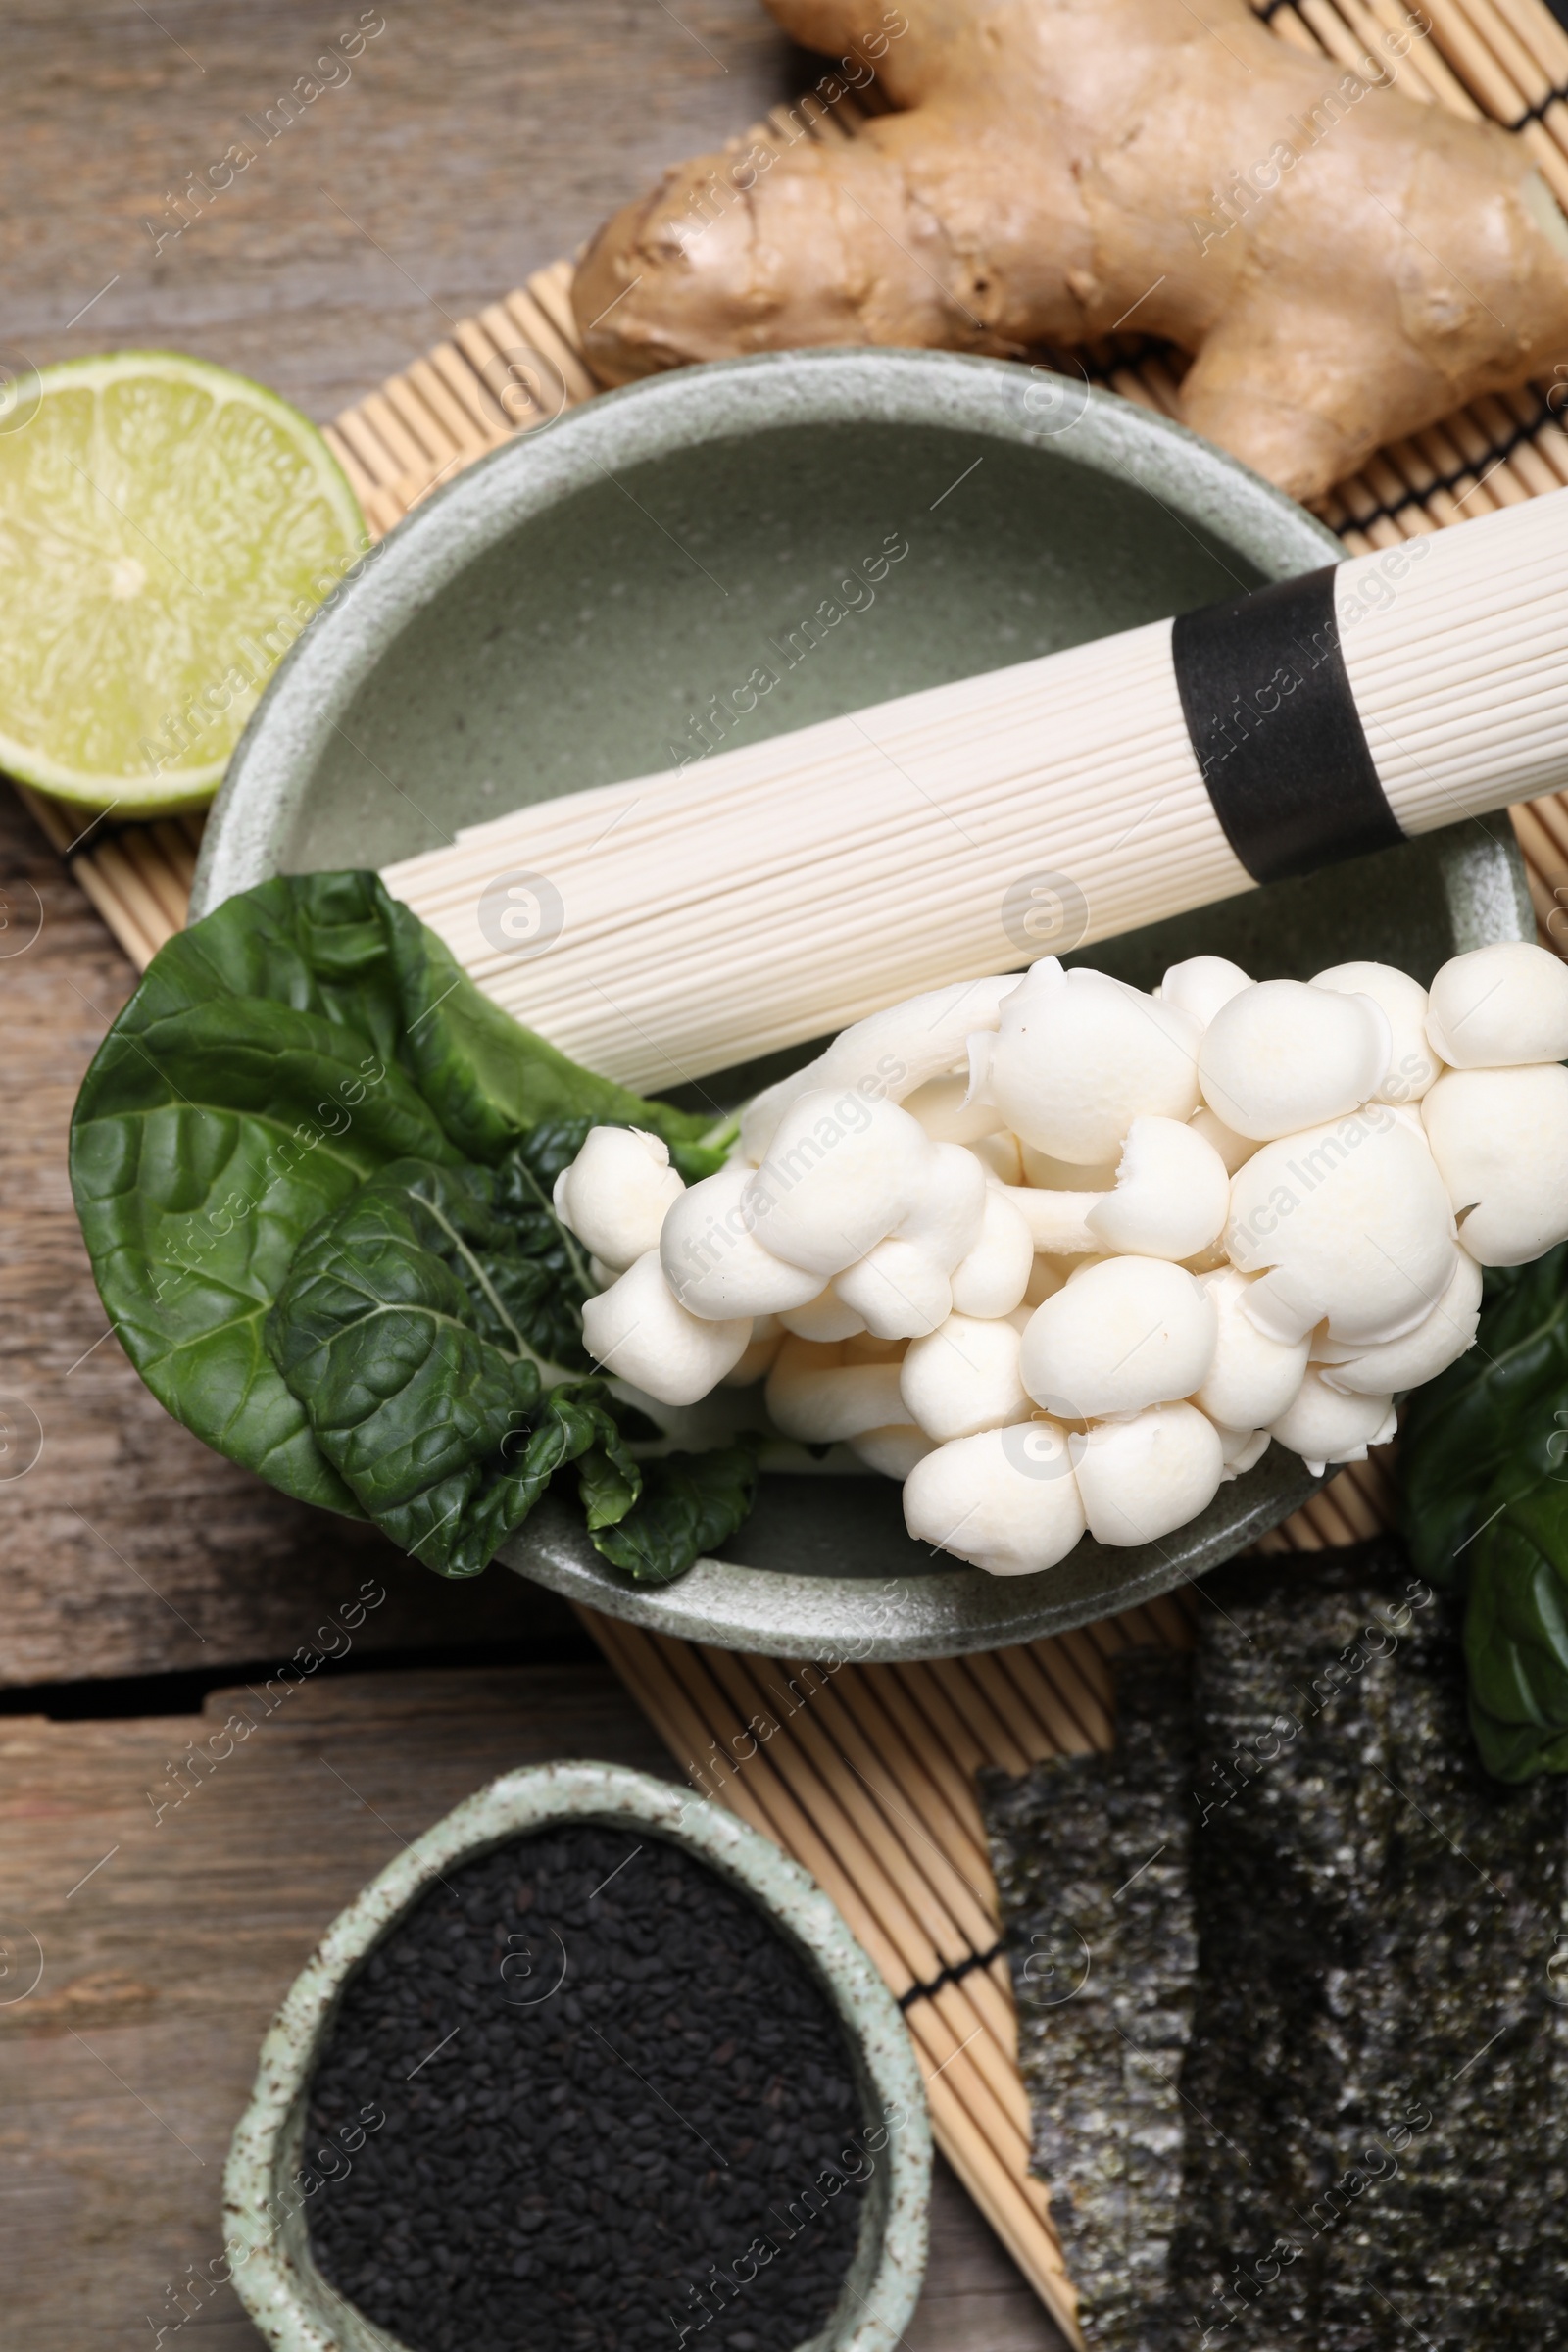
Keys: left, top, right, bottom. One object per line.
{"left": 17, "top": 2, "right": 1568, "bottom": 2333}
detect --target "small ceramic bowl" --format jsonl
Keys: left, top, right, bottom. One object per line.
{"left": 192, "top": 347, "right": 1534, "bottom": 1658}
{"left": 222, "top": 1761, "right": 931, "bottom": 2352}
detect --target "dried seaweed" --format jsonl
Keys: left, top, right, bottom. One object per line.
{"left": 984, "top": 1652, "right": 1198, "bottom": 2350}
{"left": 1173, "top": 1545, "right": 1568, "bottom": 2349}
{"left": 989, "top": 1544, "right": 1568, "bottom": 2350}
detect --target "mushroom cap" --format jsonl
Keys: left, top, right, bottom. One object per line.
{"left": 893, "top": 1140, "right": 989, "bottom": 1270}
{"left": 902, "top": 1423, "right": 1086, "bottom": 1577}
{"left": 1189, "top": 1104, "right": 1256, "bottom": 1175}
{"left": 660, "top": 1160, "right": 822, "bottom": 1318}
{"left": 776, "top": 1284, "right": 867, "bottom": 1343}
{"left": 744, "top": 1089, "right": 934, "bottom": 1276}
{"left": 763, "top": 1335, "right": 908, "bottom": 1444}
{"left": 949, "top": 1185, "right": 1035, "bottom": 1318}
{"left": 1069, "top": 1402, "right": 1225, "bottom": 1546}
{"left": 1199, "top": 979, "right": 1392, "bottom": 1143}
{"left": 901, "top": 1311, "right": 1033, "bottom": 1443}
{"left": 1269, "top": 1368, "right": 1396, "bottom": 1470}
{"left": 1211, "top": 1423, "right": 1270, "bottom": 1478}
{"left": 1421, "top": 1063, "right": 1568, "bottom": 1266}
{"left": 1158, "top": 955, "right": 1252, "bottom": 1027}
{"left": 835, "top": 1238, "right": 954, "bottom": 1340}
{"left": 1312, "top": 1247, "right": 1482, "bottom": 1395}
{"left": 1087, "top": 1114, "right": 1231, "bottom": 1261}
{"left": 968, "top": 960, "right": 1201, "bottom": 1164}
{"left": 1019, "top": 1254, "right": 1217, "bottom": 1419}
{"left": 1226, "top": 1108, "right": 1456, "bottom": 1345}
{"left": 1312, "top": 959, "right": 1440, "bottom": 1103}
{"left": 1425, "top": 941, "right": 1568, "bottom": 1070}
{"left": 580, "top": 1250, "right": 752, "bottom": 1406}
{"left": 553, "top": 1124, "right": 685, "bottom": 1269}
{"left": 1192, "top": 1265, "right": 1311, "bottom": 1429}
{"left": 849, "top": 1425, "right": 935, "bottom": 1480}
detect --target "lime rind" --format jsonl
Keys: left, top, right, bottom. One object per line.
{"left": 0, "top": 351, "right": 367, "bottom": 814}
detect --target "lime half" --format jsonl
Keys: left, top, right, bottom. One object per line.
{"left": 0, "top": 352, "right": 367, "bottom": 814}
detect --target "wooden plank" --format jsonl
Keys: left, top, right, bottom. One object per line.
{"left": 0, "top": 786, "right": 586, "bottom": 1688}
{"left": 0, "top": 1664, "right": 1059, "bottom": 2352}
{"left": 0, "top": 1665, "right": 672, "bottom": 2351}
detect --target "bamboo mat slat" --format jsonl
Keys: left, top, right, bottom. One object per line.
{"left": 21, "top": 4, "right": 1568, "bottom": 2326}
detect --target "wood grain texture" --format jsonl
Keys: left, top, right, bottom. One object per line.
{"left": 1, "top": 0, "right": 808, "bottom": 426}
{"left": 0, "top": 0, "right": 817, "bottom": 1690}
{"left": 0, "top": 1665, "right": 1048, "bottom": 2352}
{"left": 0, "top": 564, "right": 594, "bottom": 1690}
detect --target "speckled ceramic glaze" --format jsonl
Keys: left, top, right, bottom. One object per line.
{"left": 223, "top": 1761, "right": 930, "bottom": 2352}
{"left": 191, "top": 347, "right": 1534, "bottom": 1659}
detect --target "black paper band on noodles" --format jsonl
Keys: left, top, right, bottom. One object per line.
{"left": 1171, "top": 564, "right": 1404, "bottom": 885}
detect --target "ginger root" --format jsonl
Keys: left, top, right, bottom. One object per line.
{"left": 571, "top": 0, "right": 1568, "bottom": 501}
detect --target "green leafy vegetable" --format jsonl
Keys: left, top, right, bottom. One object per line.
{"left": 71, "top": 873, "right": 749, "bottom": 1585}
{"left": 587, "top": 1444, "right": 762, "bottom": 1584}
{"left": 1400, "top": 1243, "right": 1568, "bottom": 1585}
{"left": 1401, "top": 1242, "right": 1568, "bottom": 1778}
{"left": 1463, "top": 1485, "right": 1568, "bottom": 1780}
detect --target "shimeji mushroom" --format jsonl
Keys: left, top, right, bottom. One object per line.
{"left": 1157, "top": 954, "right": 1252, "bottom": 1027}
{"left": 764, "top": 1335, "right": 908, "bottom": 1445}
{"left": 739, "top": 973, "right": 1023, "bottom": 1159}
{"left": 849, "top": 1425, "right": 936, "bottom": 1479}
{"left": 1226, "top": 1112, "right": 1456, "bottom": 1346}
{"left": 1019, "top": 1141, "right": 1120, "bottom": 1191}
{"left": 1192, "top": 1266, "right": 1311, "bottom": 1429}
{"left": 660, "top": 1161, "right": 823, "bottom": 1318}
{"left": 1198, "top": 979, "right": 1392, "bottom": 1142}
{"left": 1312, "top": 959, "right": 1441, "bottom": 1102}
{"left": 777, "top": 1285, "right": 868, "bottom": 1342}
{"left": 556, "top": 927, "right": 1568, "bottom": 1580}
{"left": 1212, "top": 1424, "right": 1271, "bottom": 1481}
{"left": 721, "top": 1314, "right": 786, "bottom": 1388}
{"left": 1086, "top": 1115, "right": 1231, "bottom": 1261}
{"left": 1069, "top": 1402, "right": 1225, "bottom": 1545}
{"left": 900, "top": 1309, "right": 1033, "bottom": 1443}
{"left": 949, "top": 1186, "right": 1035, "bottom": 1318}
{"left": 902, "top": 1070, "right": 1007, "bottom": 1144}
{"left": 1424, "top": 940, "right": 1568, "bottom": 1069}
{"left": 553, "top": 1125, "right": 685, "bottom": 1270}
{"left": 1268, "top": 1367, "right": 1397, "bottom": 1474}
{"left": 1311, "top": 1249, "right": 1483, "bottom": 1395}
{"left": 902, "top": 1422, "right": 1086, "bottom": 1576}
{"left": 581, "top": 1250, "right": 752, "bottom": 1405}
{"left": 1019, "top": 1255, "right": 1217, "bottom": 1420}
{"left": 1420, "top": 1064, "right": 1568, "bottom": 1264}
{"left": 967, "top": 959, "right": 1201, "bottom": 1164}
{"left": 1189, "top": 1104, "right": 1256, "bottom": 1175}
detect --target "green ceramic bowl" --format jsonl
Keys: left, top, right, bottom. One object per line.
{"left": 222, "top": 1762, "right": 929, "bottom": 2352}
{"left": 192, "top": 348, "right": 1533, "bottom": 1660}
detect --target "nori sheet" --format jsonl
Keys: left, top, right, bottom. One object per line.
{"left": 1171, "top": 1544, "right": 1568, "bottom": 2350}
{"left": 986, "top": 1544, "right": 1568, "bottom": 2351}
{"left": 983, "top": 1651, "right": 1199, "bottom": 2351}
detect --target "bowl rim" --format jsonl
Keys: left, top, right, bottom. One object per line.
{"left": 191, "top": 345, "right": 1363, "bottom": 1662}
{"left": 220, "top": 1759, "right": 932, "bottom": 2352}
{"left": 191, "top": 342, "right": 1340, "bottom": 917}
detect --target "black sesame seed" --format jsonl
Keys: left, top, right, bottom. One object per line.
{"left": 306, "top": 1823, "right": 875, "bottom": 2352}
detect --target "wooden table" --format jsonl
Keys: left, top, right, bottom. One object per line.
{"left": 0, "top": 8, "right": 1065, "bottom": 2342}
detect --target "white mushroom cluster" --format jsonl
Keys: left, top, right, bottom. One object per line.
{"left": 559, "top": 941, "right": 1568, "bottom": 1579}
